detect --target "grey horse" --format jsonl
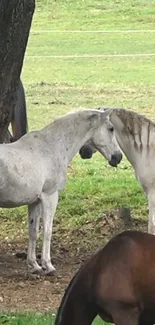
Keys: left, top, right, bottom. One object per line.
{"left": 79, "top": 107, "right": 155, "bottom": 235}
{"left": 0, "top": 108, "right": 122, "bottom": 275}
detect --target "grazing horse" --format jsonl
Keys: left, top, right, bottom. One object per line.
{"left": 79, "top": 107, "right": 155, "bottom": 235}
{"left": 55, "top": 230, "right": 155, "bottom": 325}
{"left": 0, "top": 109, "right": 122, "bottom": 275}
{"left": 5, "top": 79, "right": 28, "bottom": 143}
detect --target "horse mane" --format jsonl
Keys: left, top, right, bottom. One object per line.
{"left": 47, "top": 108, "right": 103, "bottom": 126}
{"left": 114, "top": 108, "right": 155, "bottom": 129}
{"left": 54, "top": 268, "right": 81, "bottom": 325}
{"left": 54, "top": 248, "right": 101, "bottom": 325}
{"left": 97, "top": 106, "right": 155, "bottom": 127}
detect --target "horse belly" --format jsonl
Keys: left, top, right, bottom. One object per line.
{"left": 0, "top": 169, "right": 43, "bottom": 207}
{"left": 0, "top": 184, "right": 41, "bottom": 207}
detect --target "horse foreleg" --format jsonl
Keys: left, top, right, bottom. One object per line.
{"left": 148, "top": 191, "right": 155, "bottom": 235}
{"left": 41, "top": 191, "right": 59, "bottom": 275}
{"left": 27, "top": 201, "right": 42, "bottom": 273}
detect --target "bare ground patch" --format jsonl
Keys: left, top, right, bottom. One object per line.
{"left": 0, "top": 210, "right": 147, "bottom": 312}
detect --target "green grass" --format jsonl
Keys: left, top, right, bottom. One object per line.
{"left": 1, "top": 0, "right": 155, "bottom": 322}
{"left": 27, "top": 32, "right": 155, "bottom": 55}
{"left": 33, "top": 0, "right": 155, "bottom": 30}
{"left": 0, "top": 313, "right": 104, "bottom": 325}
{"left": 0, "top": 313, "right": 54, "bottom": 325}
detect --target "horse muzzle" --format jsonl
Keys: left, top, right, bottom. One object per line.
{"left": 109, "top": 152, "right": 123, "bottom": 167}
{"left": 79, "top": 146, "right": 93, "bottom": 159}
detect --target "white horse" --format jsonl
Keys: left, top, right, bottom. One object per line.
{"left": 0, "top": 109, "right": 122, "bottom": 275}
{"left": 80, "top": 107, "right": 155, "bottom": 235}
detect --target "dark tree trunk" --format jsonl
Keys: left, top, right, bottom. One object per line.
{"left": 4, "top": 130, "right": 12, "bottom": 143}
{"left": 0, "top": 0, "right": 35, "bottom": 143}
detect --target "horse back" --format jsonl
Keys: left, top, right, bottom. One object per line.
{"left": 93, "top": 231, "right": 155, "bottom": 312}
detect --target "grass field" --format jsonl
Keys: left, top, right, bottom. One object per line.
{"left": 1, "top": 0, "right": 155, "bottom": 323}
{"left": 0, "top": 313, "right": 105, "bottom": 325}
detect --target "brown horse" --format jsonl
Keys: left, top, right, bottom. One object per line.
{"left": 55, "top": 230, "right": 155, "bottom": 325}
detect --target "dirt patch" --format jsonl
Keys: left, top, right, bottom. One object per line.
{"left": 0, "top": 210, "right": 147, "bottom": 312}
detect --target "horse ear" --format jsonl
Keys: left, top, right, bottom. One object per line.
{"left": 101, "top": 108, "right": 112, "bottom": 120}
{"left": 88, "top": 109, "right": 112, "bottom": 125}
{"left": 88, "top": 113, "right": 100, "bottom": 124}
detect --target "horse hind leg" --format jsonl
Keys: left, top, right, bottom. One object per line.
{"left": 27, "top": 201, "right": 42, "bottom": 274}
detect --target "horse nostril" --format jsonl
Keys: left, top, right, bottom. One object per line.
{"left": 111, "top": 154, "right": 116, "bottom": 162}
{"left": 112, "top": 153, "right": 122, "bottom": 162}
{"left": 109, "top": 152, "right": 122, "bottom": 167}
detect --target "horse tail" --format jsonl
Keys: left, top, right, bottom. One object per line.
{"left": 11, "top": 79, "right": 28, "bottom": 141}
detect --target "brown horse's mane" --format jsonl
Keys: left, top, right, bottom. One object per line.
{"left": 54, "top": 269, "right": 80, "bottom": 325}
{"left": 54, "top": 247, "right": 103, "bottom": 325}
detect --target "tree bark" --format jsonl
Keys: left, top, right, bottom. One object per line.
{"left": 0, "top": 0, "right": 35, "bottom": 143}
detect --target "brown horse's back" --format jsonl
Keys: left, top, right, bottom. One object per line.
{"left": 55, "top": 231, "right": 155, "bottom": 325}
{"left": 93, "top": 231, "right": 155, "bottom": 325}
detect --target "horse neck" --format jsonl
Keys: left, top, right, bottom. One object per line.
{"left": 55, "top": 270, "right": 97, "bottom": 325}
{"left": 115, "top": 132, "right": 139, "bottom": 168}
{"left": 111, "top": 110, "right": 154, "bottom": 169}
{"left": 43, "top": 113, "right": 95, "bottom": 164}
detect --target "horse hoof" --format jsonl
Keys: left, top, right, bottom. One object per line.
{"left": 44, "top": 270, "right": 56, "bottom": 276}
{"left": 16, "top": 251, "right": 27, "bottom": 259}
{"left": 29, "top": 266, "right": 43, "bottom": 275}
{"left": 42, "top": 266, "right": 56, "bottom": 276}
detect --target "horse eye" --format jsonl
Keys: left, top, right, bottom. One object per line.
{"left": 109, "top": 126, "right": 114, "bottom": 132}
